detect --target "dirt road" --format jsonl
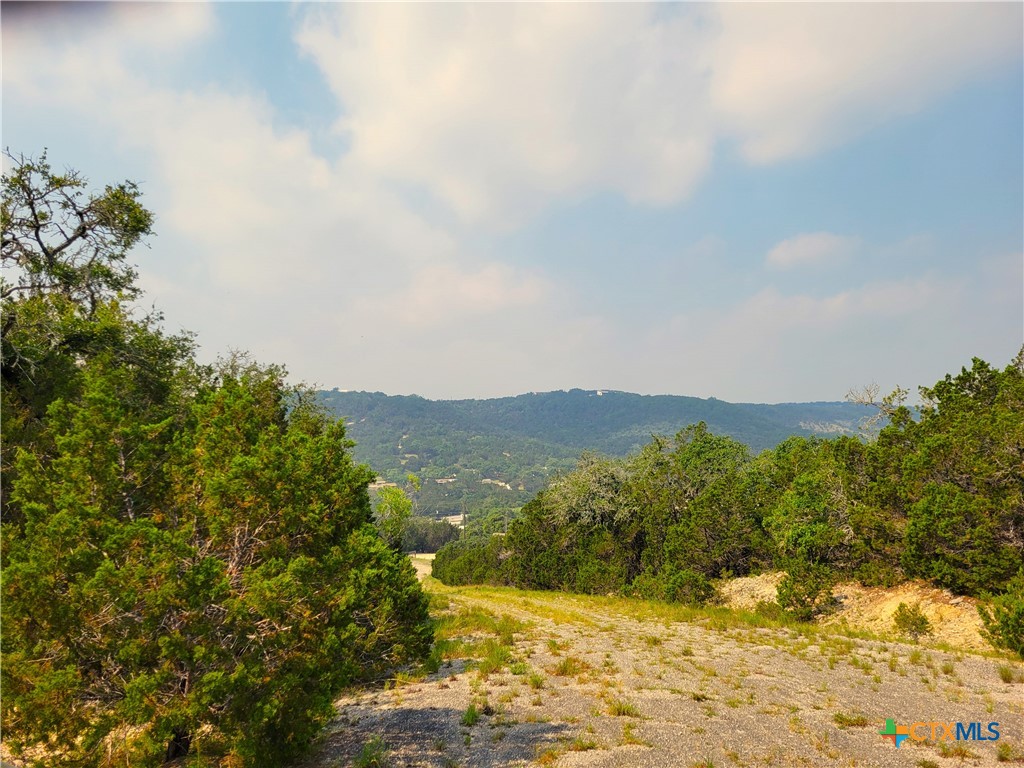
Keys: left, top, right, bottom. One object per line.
{"left": 301, "top": 573, "right": 1023, "bottom": 768}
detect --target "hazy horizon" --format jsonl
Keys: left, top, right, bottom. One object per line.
{"left": 4, "top": 2, "right": 1022, "bottom": 403}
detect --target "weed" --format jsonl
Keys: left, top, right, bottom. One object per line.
{"left": 536, "top": 747, "right": 561, "bottom": 765}
{"left": 608, "top": 698, "right": 642, "bottom": 717}
{"left": 391, "top": 669, "right": 424, "bottom": 687}
{"left": 354, "top": 736, "right": 390, "bottom": 768}
{"left": 997, "top": 741, "right": 1024, "bottom": 762}
{"left": 832, "top": 712, "right": 869, "bottom": 728}
{"left": 937, "top": 740, "right": 977, "bottom": 759}
{"left": 997, "top": 664, "right": 1024, "bottom": 684}
{"left": 428, "top": 593, "right": 452, "bottom": 612}
{"left": 461, "top": 704, "right": 480, "bottom": 727}
{"left": 551, "top": 656, "right": 589, "bottom": 676}
{"left": 940, "top": 660, "right": 955, "bottom": 676}
{"left": 475, "top": 638, "right": 512, "bottom": 676}
{"left": 621, "top": 721, "right": 651, "bottom": 747}
{"left": 496, "top": 615, "right": 521, "bottom": 646}
{"left": 569, "top": 736, "right": 598, "bottom": 752}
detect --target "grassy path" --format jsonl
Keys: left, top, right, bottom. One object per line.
{"left": 300, "top": 575, "right": 1024, "bottom": 768}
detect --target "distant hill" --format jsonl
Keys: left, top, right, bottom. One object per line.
{"left": 318, "top": 388, "right": 873, "bottom": 519}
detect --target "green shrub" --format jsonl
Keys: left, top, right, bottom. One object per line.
{"left": 431, "top": 537, "right": 504, "bottom": 586}
{"left": 892, "top": 602, "right": 933, "bottom": 642}
{"left": 630, "top": 566, "right": 716, "bottom": 607}
{"left": 777, "top": 561, "right": 834, "bottom": 621}
{"left": 2, "top": 358, "right": 432, "bottom": 767}
{"left": 0, "top": 156, "right": 434, "bottom": 767}
{"left": 979, "top": 570, "right": 1024, "bottom": 659}
{"left": 354, "top": 737, "right": 390, "bottom": 768}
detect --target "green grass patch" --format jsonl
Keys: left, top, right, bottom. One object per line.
{"left": 475, "top": 638, "right": 512, "bottom": 676}
{"left": 354, "top": 736, "right": 390, "bottom": 768}
{"left": 569, "top": 736, "right": 598, "bottom": 752}
{"left": 607, "top": 697, "right": 641, "bottom": 717}
{"left": 997, "top": 664, "right": 1023, "bottom": 684}
{"left": 832, "top": 712, "right": 869, "bottom": 728}
{"left": 621, "top": 721, "right": 651, "bottom": 747}
{"left": 551, "top": 656, "right": 590, "bottom": 677}
{"left": 461, "top": 703, "right": 481, "bottom": 727}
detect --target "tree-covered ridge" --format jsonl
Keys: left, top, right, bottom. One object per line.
{"left": 318, "top": 388, "right": 872, "bottom": 519}
{"left": 433, "top": 353, "right": 1024, "bottom": 651}
{"left": 1, "top": 153, "right": 432, "bottom": 767}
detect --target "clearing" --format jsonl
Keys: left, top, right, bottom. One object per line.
{"left": 300, "top": 560, "right": 1023, "bottom": 767}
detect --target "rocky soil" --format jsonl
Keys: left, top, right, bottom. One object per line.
{"left": 300, "top": 561, "right": 1024, "bottom": 768}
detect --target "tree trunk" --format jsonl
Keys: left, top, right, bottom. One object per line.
{"left": 164, "top": 728, "right": 191, "bottom": 763}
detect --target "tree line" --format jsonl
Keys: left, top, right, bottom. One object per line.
{"left": 1, "top": 153, "right": 432, "bottom": 766}
{"left": 434, "top": 354, "right": 1024, "bottom": 656}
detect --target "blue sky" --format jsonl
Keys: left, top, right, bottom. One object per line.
{"left": 3, "top": 2, "right": 1022, "bottom": 402}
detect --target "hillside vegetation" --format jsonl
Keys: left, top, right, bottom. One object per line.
{"left": 433, "top": 353, "right": 1024, "bottom": 657}
{"left": 318, "top": 388, "right": 872, "bottom": 519}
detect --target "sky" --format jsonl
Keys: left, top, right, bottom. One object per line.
{"left": 3, "top": 1, "right": 1022, "bottom": 403}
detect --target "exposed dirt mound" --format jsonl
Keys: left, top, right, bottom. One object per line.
{"left": 720, "top": 572, "right": 989, "bottom": 650}
{"left": 717, "top": 571, "right": 785, "bottom": 610}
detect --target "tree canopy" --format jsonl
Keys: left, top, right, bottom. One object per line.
{"left": 434, "top": 354, "right": 1024, "bottom": 637}
{"left": 0, "top": 153, "right": 432, "bottom": 766}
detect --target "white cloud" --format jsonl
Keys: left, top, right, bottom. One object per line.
{"left": 709, "top": 3, "right": 1022, "bottom": 163}
{"left": 766, "top": 232, "right": 858, "bottom": 270}
{"left": 350, "top": 263, "right": 549, "bottom": 331}
{"left": 296, "top": 4, "right": 716, "bottom": 227}
{"left": 3, "top": 4, "right": 1019, "bottom": 401}
{"left": 614, "top": 274, "right": 971, "bottom": 402}
{"left": 2, "top": 3, "right": 213, "bottom": 99}
{"left": 292, "top": 3, "right": 1021, "bottom": 226}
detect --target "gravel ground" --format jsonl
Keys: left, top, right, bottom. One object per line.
{"left": 300, "top": 576, "right": 1024, "bottom": 768}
